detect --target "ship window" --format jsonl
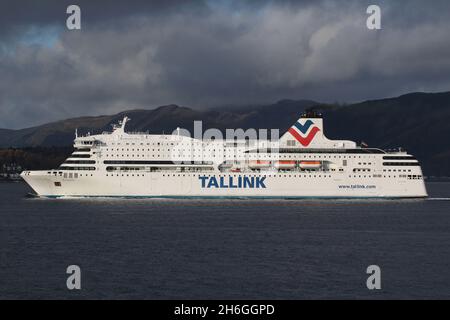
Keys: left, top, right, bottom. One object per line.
{"left": 287, "top": 140, "right": 296, "bottom": 146}
{"left": 383, "top": 156, "right": 416, "bottom": 160}
{"left": 383, "top": 162, "right": 420, "bottom": 167}
{"left": 64, "top": 160, "right": 96, "bottom": 164}
{"left": 71, "top": 154, "right": 91, "bottom": 158}
{"left": 54, "top": 182, "right": 61, "bottom": 187}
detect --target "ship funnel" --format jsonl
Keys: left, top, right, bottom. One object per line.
{"left": 280, "top": 111, "right": 324, "bottom": 148}
{"left": 280, "top": 111, "right": 356, "bottom": 149}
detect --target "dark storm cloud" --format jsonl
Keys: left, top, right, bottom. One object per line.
{"left": 1, "top": 0, "right": 450, "bottom": 128}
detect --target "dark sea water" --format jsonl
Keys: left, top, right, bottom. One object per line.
{"left": 1, "top": 182, "right": 449, "bottom": 300}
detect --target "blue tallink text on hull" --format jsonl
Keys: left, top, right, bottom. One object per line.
{"left": 199, "top": 176, "right": 266, "bottom": 189}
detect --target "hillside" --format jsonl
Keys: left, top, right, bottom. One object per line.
{"left": 0, "top": 100, "right": 319, "bottom": 147}
{"left": 323, "top": 92, "right": 450, "bottom": 176}
{"left": 1, "top": 92, "right": 450, "bottom": 176}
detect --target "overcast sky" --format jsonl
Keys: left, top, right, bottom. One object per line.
{"left": 1, "top": 0, "right": 450, "bottom": 129}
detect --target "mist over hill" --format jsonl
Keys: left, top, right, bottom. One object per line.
{"left": 1, "top": 92, "right": 450, "bottom": 176}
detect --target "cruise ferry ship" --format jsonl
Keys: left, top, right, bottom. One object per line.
{"left": 21, "top": 112, "right": 427, "bottom": 198}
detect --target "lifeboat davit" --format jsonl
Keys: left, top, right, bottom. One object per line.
{"left": 249, "top": 160, "right": 271, "bottom": 169}
{"left": 299, "top": 161, "right": 321, "bottom": 169}
{"left": 274, "top": 160, "right": 297, "bottom": 169}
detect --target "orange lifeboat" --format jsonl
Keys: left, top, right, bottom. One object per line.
{"left": 299, "top": 161, "right": 321, "bottom": 169}
{"left": 274, "top": 160, "right": 297, "bottom": 169}
{"left": 249, "top": 160, "right": 271, "bottom": 169}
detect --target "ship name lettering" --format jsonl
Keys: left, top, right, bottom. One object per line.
{"left": 199, "top": 176, "right": 266, "bottom": 189}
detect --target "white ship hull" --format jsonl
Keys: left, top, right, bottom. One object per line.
{"left": 22, "top": 170, "right": 427, "bottom": 199}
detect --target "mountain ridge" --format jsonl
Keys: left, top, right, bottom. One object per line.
{"left": 1, "top": 91, "right": 450, "bottom": 175}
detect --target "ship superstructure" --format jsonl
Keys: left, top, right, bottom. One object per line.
{"left": 21, "top": 112, "right": 427, "bottom": 198}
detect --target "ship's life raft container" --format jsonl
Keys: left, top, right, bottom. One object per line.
{"left": 249, "top": 160, "right": 271, "bottom": 169}
{"left": 299, "top": 161, "right": 322, "bottom": 169}
{"left": 274, "top": 160, "right": 297, "bottom": 169}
